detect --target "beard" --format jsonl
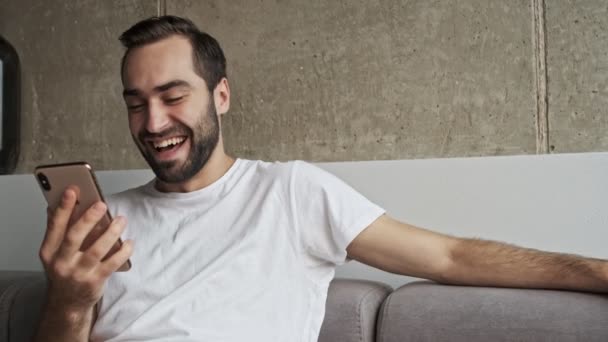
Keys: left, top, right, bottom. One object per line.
{"left": 134, "top": 100, "right": 220, "bottom": 184}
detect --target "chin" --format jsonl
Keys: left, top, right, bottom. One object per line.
{"left": 154, "top": 168, "right": 188, "bottom": 184}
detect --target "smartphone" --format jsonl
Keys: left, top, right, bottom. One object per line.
{"left": 34, "top": 162, "right": 131, "bottom": 271}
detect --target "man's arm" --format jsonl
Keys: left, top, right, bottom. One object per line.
{"left": 347, "top": 215, "right": 608, "bottom": 292}
{"left": 34, "top": 187, "right": 132, "bottom": 341}
{"left": 34, "top": 301, "right": 94, "bottom": 342}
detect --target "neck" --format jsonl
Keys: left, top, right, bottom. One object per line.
{"left": 154, "top": 139, "right": 235, "bottom": 193}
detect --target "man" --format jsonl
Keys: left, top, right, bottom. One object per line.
{"left": 34, "top": 16, "right": 608, "bottom": 341}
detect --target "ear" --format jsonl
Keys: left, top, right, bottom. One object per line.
{"left": 213, "top": 78, "right": 230, "bottom": 115}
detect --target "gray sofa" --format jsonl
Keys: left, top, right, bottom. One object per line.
{"left": 1, "top": 272, "right": 608, "bottom": 341}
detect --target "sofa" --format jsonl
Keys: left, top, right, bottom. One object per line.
{"left": 2, "top": 271, "right": 607, "bottom": 341}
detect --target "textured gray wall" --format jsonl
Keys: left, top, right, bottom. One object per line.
{"left": 546, "top": 2, "right": 608, "bottom": 152}
{"left": 0, "top": 0, "right": 606, "bottom": 173}
{"left": 0, "top": 0, "right": 157, "bottom": 173}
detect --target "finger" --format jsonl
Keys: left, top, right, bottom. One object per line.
{"left": 58, "top": 201, "right": 108, "bottom": 258}
{"left": 45, "top": 206, "right": 52, "bottom": 232}
{"left": 98, "top": 240, "right": 133, "bottom": 278}
{"left": 40, "top": 207, "right": 54, "bottom": 266}
{"left": 79, "top": 217, "right": 127, "bottom": 268}
{"left": 66, "top": 186, "right": 81, "bottom": 227}
{"left": 40, "top": 188, "right": 78, "bottom": 263}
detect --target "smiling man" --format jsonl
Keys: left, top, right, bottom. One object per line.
{"left": 121, "top": 28, "right": 231, "bottom": 192}
{"left": 34, "top": 16, "right": 608, "bottom": 342}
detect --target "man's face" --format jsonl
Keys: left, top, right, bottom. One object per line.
{"left": 122, "top": 35, "right": 220, "bottom": 183}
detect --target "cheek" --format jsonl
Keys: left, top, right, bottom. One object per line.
{"left": 176, "top": 102, "right": 206, "bottom": 126}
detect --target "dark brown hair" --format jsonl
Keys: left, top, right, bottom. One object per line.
{"left": 119, "top": 15, "right": 227, "bottom": 91}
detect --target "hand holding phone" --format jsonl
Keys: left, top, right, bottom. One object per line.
{"left": 34, "top": 162, "right": 133, "bottom": 317}
{"left": 35, "top": 162, "right": 132, "bottom": 271}
{"left": 35, "top": 162, "right": 131, "bottom": 271}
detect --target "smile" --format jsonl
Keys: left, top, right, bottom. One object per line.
{"left": 149, "top": 136, "right": 187, "bottom": 152}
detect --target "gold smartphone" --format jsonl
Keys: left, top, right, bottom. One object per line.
{"left": 34, "top": 162, "right": 131, "bottom": 271}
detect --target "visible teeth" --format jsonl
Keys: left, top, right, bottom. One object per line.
{"left": 153, "top": 137, "right": 185, "bottom": 149}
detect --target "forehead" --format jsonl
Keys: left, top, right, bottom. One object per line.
{"left": 122, "top": 35, "right": 202, "bottom": 91}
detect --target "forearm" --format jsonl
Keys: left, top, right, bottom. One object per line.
{"left": 33, "top": 293, "right": 94, "bottom": 342}
{"left": 441, "top": 238, "right": 608, "bottom": 293}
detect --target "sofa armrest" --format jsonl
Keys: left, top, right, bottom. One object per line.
{"left": 0, "top": 271, "right": 47, "bottom": 342}
{"left": 377, "top": 281, "right": 608, "bottom": 342}
{"left": 319, "top": 278, "right": 392, "bottom": 342}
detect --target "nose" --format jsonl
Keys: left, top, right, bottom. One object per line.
{"left": 145, "top": 100, "right": 171, "bottom": 133}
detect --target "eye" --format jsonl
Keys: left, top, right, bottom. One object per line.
{"left": 127, "top": 104, "right": 145, "bottom": 113}
{"left": 165, "top": 96, "right": 184, "bottom": 104}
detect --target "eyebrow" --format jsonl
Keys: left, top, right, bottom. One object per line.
{"left": 122, "top": 80, "right": 192, "bottom": 97}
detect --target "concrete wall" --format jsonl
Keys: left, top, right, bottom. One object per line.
{"left": 0, "top": 0, "right": 606, "bottom": 173}
{"left": 0, "top": 1, "right": 158, "bottom": 172}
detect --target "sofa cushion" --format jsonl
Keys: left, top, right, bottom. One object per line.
{"left": 377, "top": 281, "right": 608, "bottom": 342}
{"left": 319, "top": 278, "right": 392, "bottom": 342}
{"left": 0, "top": 271, "right": 46, "bottom": 342}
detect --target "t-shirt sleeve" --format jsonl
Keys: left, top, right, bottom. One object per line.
{"left": 289, "top": 161, "right": 385, "bottom": 265}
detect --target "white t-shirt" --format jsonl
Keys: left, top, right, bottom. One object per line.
{"left": 91, "top": 159, "right": 385, "bottom": 342}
